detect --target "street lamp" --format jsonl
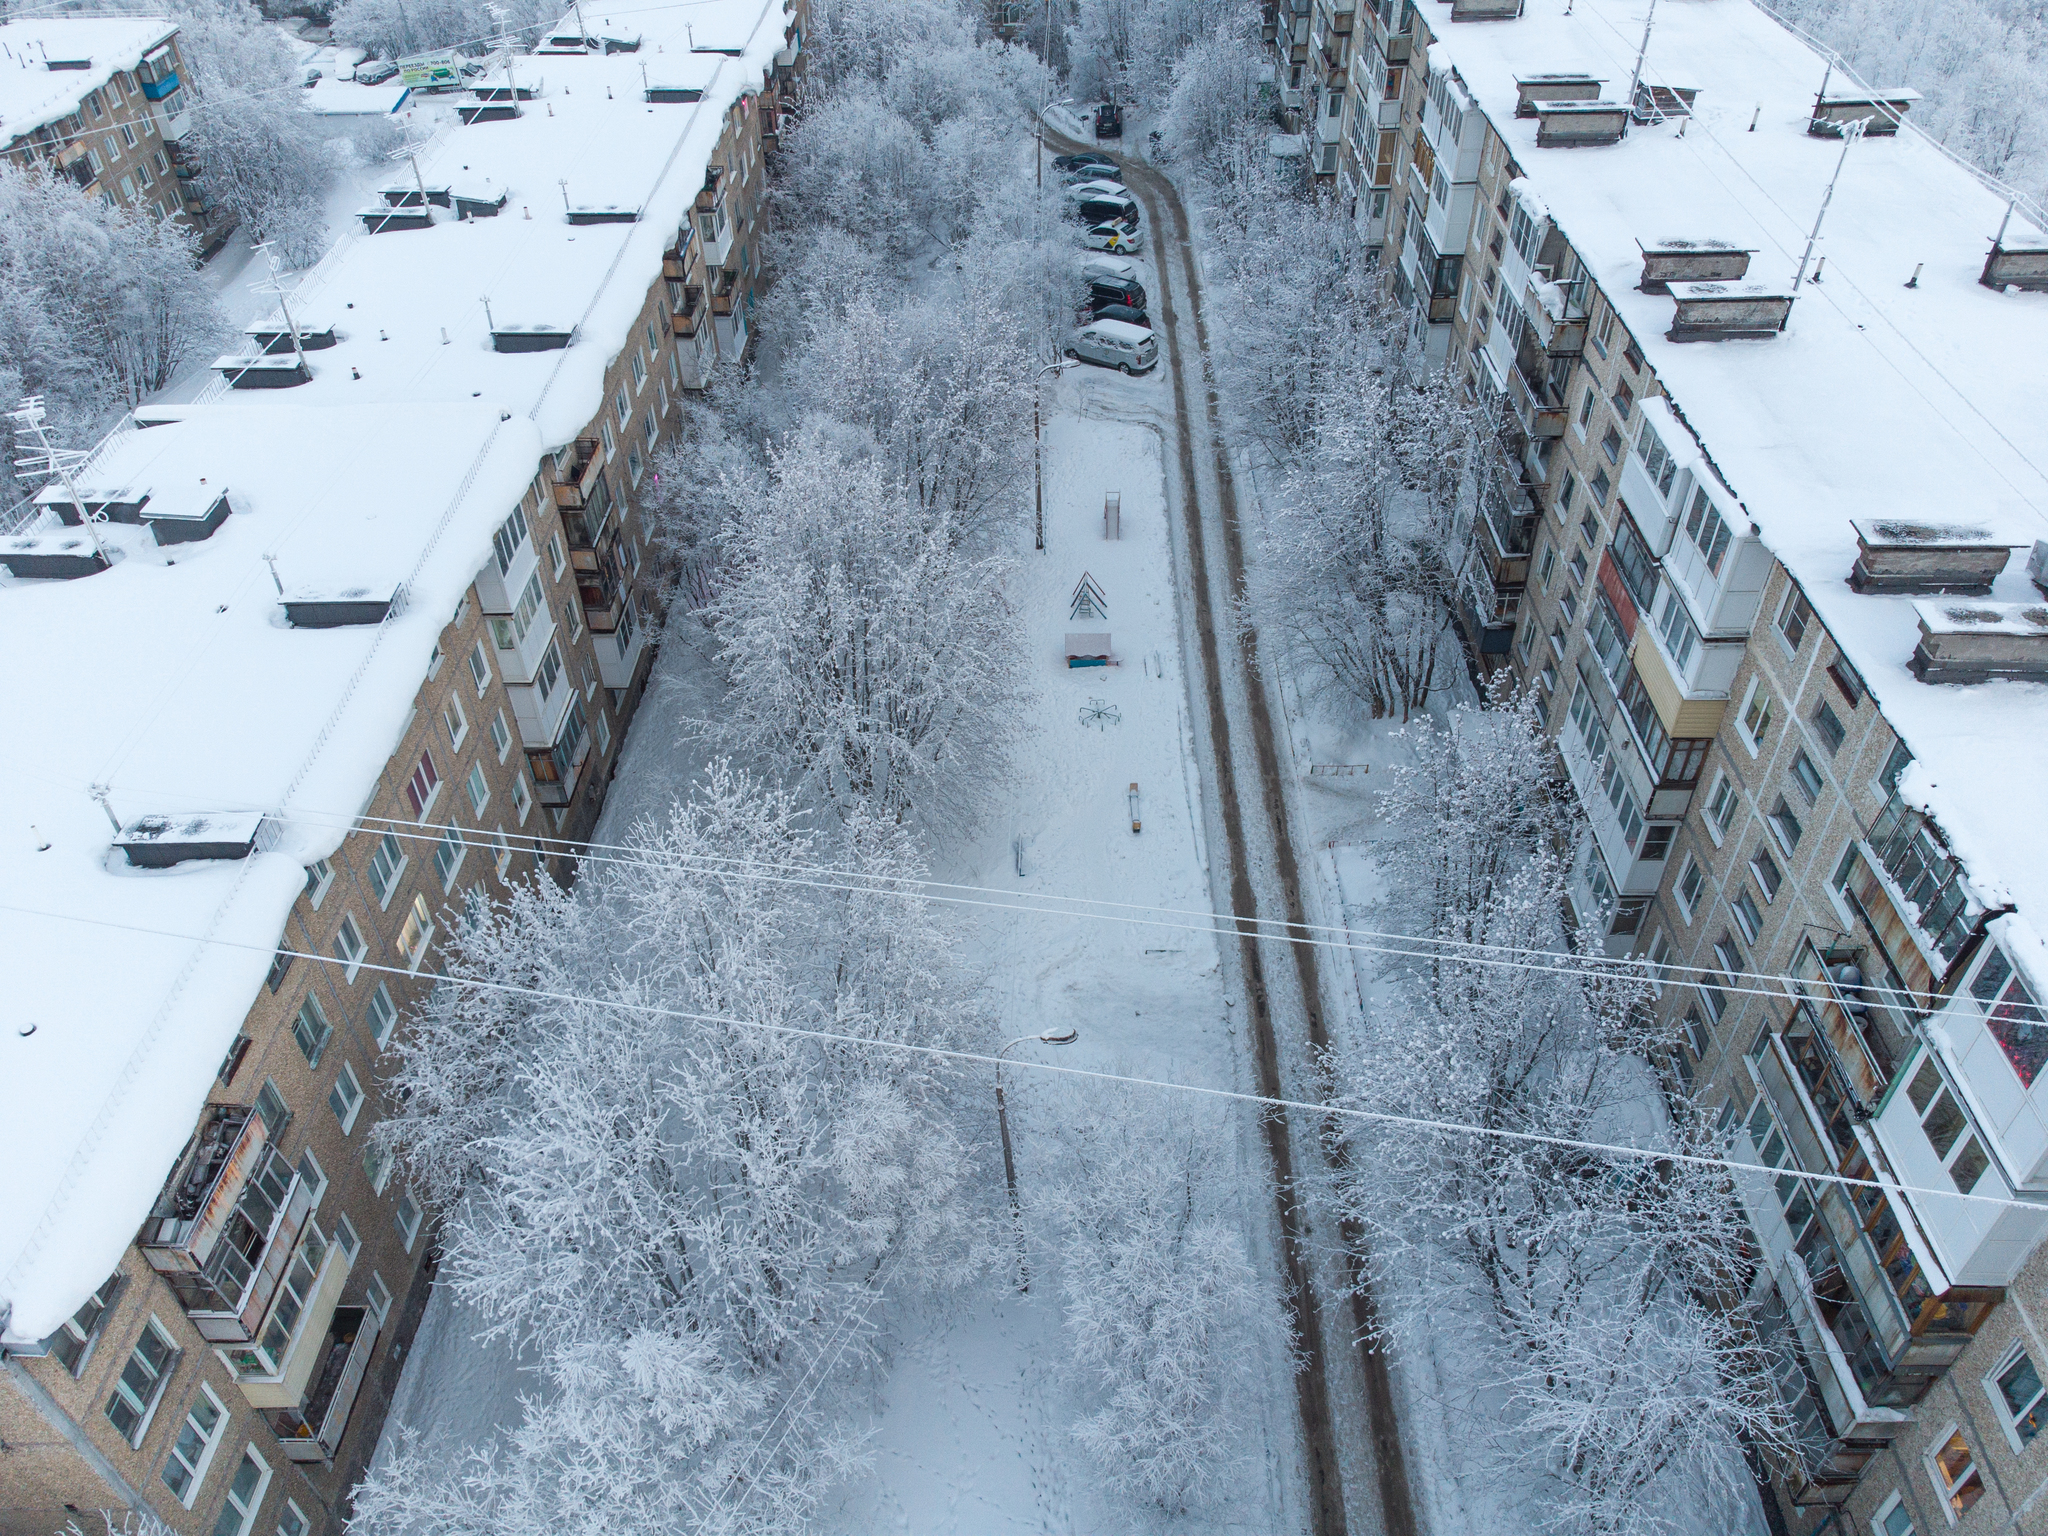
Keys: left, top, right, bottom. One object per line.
{"left": 1034, "top": 359, "right": 1078, "bottom": 552}
{"left": 995, "top": 1026, "right": 1079, "bottom": 1292}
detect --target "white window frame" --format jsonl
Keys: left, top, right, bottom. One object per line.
{"left": 512, "top": 773, "right": 533, "bottom": 824}
{"left": 105, "top": 1316, "right": 178, "bottom": 1446}
{"left": 492, "top": 826, "right": 513, "bottom": 875}
{"left": 161, "top": 1381, "right": 228, "bottom": 1507}
{"left": 366, "top": 833, "right": 407, "bottom": 910}
{"left": 332, "top": 1212, "right": 361, "bottom": 1263}
{"left": 468, "top": 641, "right": 491, "bottom": 696}
{"left": 433, "top": 823, "right": 466, "bottom": 891}
{"left": 1674, "top": 854, "right": 1704, "bottom": 923}
{"left": 443, "top": 693, "right": 468, "bottom": 750}
{"left": 277, "top": 1500, "right": 310, "bottom": 1536}
{"left": 212, "top": 1446, "right": 272, "bottom": 1536}
{"left": 294, "top": 1148, "right": 328, "bottom": 1208}
{"left": 399, "top": 892, "right": 435, "bottom": 971}
{"left": 366, "top": 982, "right": 398, "bottom": 1048}
{"left": 1871, "top": 1490, "right": 1915, "bottom": 1536}
{"left": 365, "top": 1271, "right": 393, "bottom": 1325}
{"left": 304, "top": 858, "right": 334, "bottom": 910}
{"left": 548, "top": 533, "right": 567, "bottom": 579}
{"left": 1737, "top": 678, "right": 1773, "bottom": 755}
{"left": 1986, "top": 1341, "right": 2048, "bottom": 1454}
{"left": 362, "top": 1140, "right": 394, "bottom": 1194}
{"left": 490, "top": 710, "right": 513, "bottom": 761}
{"left": 395, "top": 1190, "right": 423, "bottom": 1252}
{"left": 329, "top": 1062, "right": 364, "bottom": 1133}
{"left": 1702, "top": 774, "right": 1737, "bottom": 846}
{"left": 466, "top": 762, "right": 491, "bottom": 816}
{"left": 1926, "top": 1424, "right": 1984, "bottom": 1524}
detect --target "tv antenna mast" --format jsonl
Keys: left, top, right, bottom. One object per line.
{"left": 247, "top": 240, "right": 309, "bottom": 374}
{"left": 9, "top": 396, "right": 109, "bottom": 562}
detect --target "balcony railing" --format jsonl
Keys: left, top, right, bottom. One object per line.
{"left": 273, "top": 1306, "right": 379, "bottom": 1463}
{"left": 1865, "top": 790, "right": 1977, "bottom": 966}
{"left": 551, "top": 438, "right": 603, "bottom": 510}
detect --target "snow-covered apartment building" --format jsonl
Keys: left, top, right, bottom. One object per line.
{"left": 0, "top": 7, "right": 802, "bottom": 1534}
{"left": 0, "top": 17, "right": 234, "bottom": 254}
{"left": 1286, "top": 0, "right": 2048, "bottom": 1528}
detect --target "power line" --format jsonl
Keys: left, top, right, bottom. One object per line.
{"left": 283, "top": 803, "right": 2029, "bottom": 1024}
{"left": 2, "top": 896, "right": 2039, "bottom": 1216}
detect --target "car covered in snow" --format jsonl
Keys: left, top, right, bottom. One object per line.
{"left": 1066, "top": 318, "right": 1156, "bottom": 374}
{"left": 1052, "top": 152, "right": 1118, "bottom": 175}
{"left": 1060, "top": 166, "right": 1125, "bottom": 190}
{"left": 354, "top": 58, "right": 400, "bottom": 83}
{"left": 1088, "top": 302, "right": 1150, "bottom": 329}
{"left": 1082, "top": 221, "right": 1143, "bottom": 254}
{"left": 1063, "top": 178, "right": 1130, "bottom": 204}
{"left": 1081, "top": 253, "right": 1141, "bottom": 285}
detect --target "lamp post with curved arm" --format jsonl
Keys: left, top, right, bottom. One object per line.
{"left": 1035, "top": 359, "right": 1079, "bottom": 552}
{"left": 996, "top": 1026, "right": 1078, "bottom": 1292}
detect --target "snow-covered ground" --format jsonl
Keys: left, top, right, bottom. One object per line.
{"left": 375, "top": 373, "right": 1306, "bottom": 1532}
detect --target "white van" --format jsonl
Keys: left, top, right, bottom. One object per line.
{"left": 1066, "top": 318, "right": 1158, "bottom": 375}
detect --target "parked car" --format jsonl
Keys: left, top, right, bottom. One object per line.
{"left": 1096, "top": 101, "right": 1124, "bottom": 138}
{"left": 1067, "top": 318, "right": 1155, "bottom": 374}
{"left": 1053, "top": 152, "right": 1118, "bottom": 175}
{"left": 1083, "top": 221, "right": 1143, "bottom": 253}
{"left": 1089, "top": 302, "right": 1150, "bottom": 329}
{"left": 1086, "top": 276, "right": 1146, "bottom": 311}
{"left": 354, "top": 58, "right": 399, "bottom": 83}
{"left": 1063, "top": 177, "right": 1128, "bottom": 201}
{"left": 1069, "top": 194, "right": 1139, "bottom": 231}
{"left": 1060, "top": 166, "right": 1124, "bottom": 190}
{"left": 1081, "top": 253, "right": 1141, "bottom": 285}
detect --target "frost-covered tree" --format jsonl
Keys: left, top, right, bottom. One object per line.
{"left": 364, "top": 766, "right": 988, "bottom": 1536}
{"left": 1046, "top": 1088, "right": 1290, "bottom": 1513}
{"left": 1153, "top": 0, "right": 1270, "bottom": 167}
{"left": 1328, "top": 693, "right": 1789, "bottom": 1535}
{"left": 704, "top": 423, "right": 1024, "bottom": 826}
{"left": 0, "top": 164, "right": 224, "bottom": 499}
{"left": 1249, "top": 364, "right": 1500, "bottom": 718}
{"left": 329, "top": 0, "right": 555, "bottom": 61}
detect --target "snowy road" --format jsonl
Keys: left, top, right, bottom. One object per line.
{"left": 1068, "top": 132, "right": 1423, "bottom": 1536}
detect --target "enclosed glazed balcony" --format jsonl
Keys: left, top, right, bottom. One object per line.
{"left": 551, "top": 437, "right": 603, "bottom": 510}
{"left": 271, "top": 1305, "right": 379, "bottom": 1464}
{"left": 139, "top": 1104, "right": 312, "bottom": 1343}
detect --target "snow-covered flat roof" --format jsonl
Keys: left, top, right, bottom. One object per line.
{"left": 0, "top": 18, "right": 178, "bottom": 146}
{"left": 0, "top": 403, "right": 542, "bottom": 1342}
{"left": 0, "top": 0, "right": 790, "bottom": 1343}
{"left": 1425, "top": 0, "right": 2048, "bottom": 976}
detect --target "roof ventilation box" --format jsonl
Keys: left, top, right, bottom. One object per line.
{"left": 245, "top": 323, "right": 337, "bottom": 354}
{"left": 1665, "top": 282, "right": 1792, "bottom": 341}
{"left": 1982, "top": 244, "right": 2048, "bottom": 293}
{"left": 280, "top": 584, "right": 399, "bottom": 628}
{"left": 1533, "top": 101, "right": 1628, "bottom": 147}
{"left": 454, "top": 189, "right": 507, "bottom": 218}
{"left": 470, "top": 82, "right": 537, "bottom": 101}
{"left": 212, "top": 354, "right": 312, "bottom": 388}
{"left": 1515, "top": 75, "right": 1601, "bottom": 116}
{"left": 1450, "top": 0, "right": 1521, "bottom": 21}
{"left": 566, "top": 206, "right": 641, "bottom": 226}
{"left": 1810, "top": 88, "right": 1920, "bottom": 137}
{"left": 645, "top": 85, "right": 704, "bottom": 102}
{"left": 35, "top": 484, "right": 150, "bottom": 524}
{"left": 1909, "top": 602, "right": 2048, "bottom": 684}
{"left": 458, "top": 102, "right": 520, "bottom": 124}
{"left": 1640, "top": 240, "right": 1751, "bottom": 292}
{"left": 358, "top": 206, "right": 433, "bottom": 234}
{"left": 1851, "top": 521, "right": 2011, "bottom": 595}
{"left": 114, "top": 811, "right": 268, "bottom": 868}
{"left": 0, "top": 533, "right": 109, "bottom": 579}
{"left": 378, "top": 185, "right": 451, "bottom": 208}
{"left": 492, "top": 325, "right": 572, "bottom": 352}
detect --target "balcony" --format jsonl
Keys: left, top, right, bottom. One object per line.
{"left": 272, "top": 1306, "right": 379, "bottom": 1464}
{"left": 1504, "top": 367, "right": 1566, "bottom": 438}
{"left": 551, "top": 437, "right": 603, "bottom": 510}
{"left": 670, "top": 284, "right": 704, "bottom": 339}
{"left": 140, "top": 68, "right": 181, "bottom": 101}
{"left": 139, "top": 1104, "right": 312, "bottom": 1343}
{"left": 1523, "top": 272, "right": 1589, "bottom": 353}
{"left": 597, "top": 600, "right": 646, "bottom": 690}
{"left": 577, "top": 562, "right": 627, "bottom": 632}
{"left": 528, "top": 697, "right": 592, "bottom": 807}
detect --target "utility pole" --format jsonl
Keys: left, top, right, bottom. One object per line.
{"left": 1794, "top": 118, "right": 1863, "bottom": 288}
{"left": 995, "top": 1029, "right": 1079, "bottom": 1292}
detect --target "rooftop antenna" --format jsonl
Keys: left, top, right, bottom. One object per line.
{"left": 558, "top": 177, "right": 571, "bottom": 214}
{"left": 1794, "top": 117, "right": 1863, "bottom": 288}
{"left": 384, "top": 134, "right": 433, "bottom": 220}
{"left": 1993, "top": 198, "right": 2016, "bottom": 249}
{"left": 8, "top": 396, "right": 108, "bottom": 563}
{"left": 571, "top": 0, "right": 592, "bottom": 45}
{"left": 1622, "top": 0, "right": 1660, "bottom": 136}
{"left": 482, "top": 294, "right": 496, "bottom": 330}
{"left": 247, "top": 240, "right": 308, "bottom": 374}
{"left": 485, "top": 2, "right": 523, "bottom": 102}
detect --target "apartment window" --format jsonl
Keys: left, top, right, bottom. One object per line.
{"left": 364, "top": 1271, "right": 393, "bottom": 1325}
{"left": 601, "top": 418, "right": 616, "bottom": 456}
{"left": 161, "top": 1383, "right": 226, "bottom": 1504}
{"left": 645, "top": 319, "right": 660, "bottom": 354}
{"left": 395, "top": 1190, "right": 423, "bottom": 1251}
{"left": 366, "top": 982, "right": 398, "bottom": 1048}
{"left": 404, "top": 751, "right": 440, "bottom": 817}
{"left": 433, "top": 824, "right": 465, "bottom": 890}
{"left": 1970, "top": 946, "right": 2048, "bottom": 1088}
{"left": 615, "top": 386, "right": 631, "bottom": 426}
{"left": 594, "top": 709, "right": 612, "bottom": 755}
{"left": 1791, "top": 750, "right": 1824, "bottom": 804}
{"left": 367, "top": 832, "right": 406, "bottom": 906}
{"left": 511, "top": 772, "right": 533, "bottom": 823}
{"left": 399, "top": 893, "right": 434, "bottom": 970}
{"left": 44, "top": 1274, "right": 122, "bottom": 1375}
{"left": 1767, "top": 798, "right": 1803, "bottom": 853}
{"left": 1538, "top": 545, "right": 1557, "bottom": 591}
{"left": 491, "top": 571, "right": 546, "bottom": 651}
{"left": 1705, "top": 936, "right": 1743, "bottom": 1020}
{"left": 534, "top": 638, "right": 563, "bottom": 702}
{"left": 425, "top": 642, "right": 443, "bottom": 680}
{"left": 304, "top": 858, "right": 334, "bottom": 909}
{"left": 468, "top": 641, "right": 491, "bottom": 695}
{"left": 1874, "top": 1492, "right": 1915, "bottom": 1536}
{"left": 1738, "top": 681, "right": 1773, "bottom": 750}
{"left": 643, "top": 408, "right": 659, "bottom": 449}
{"left": 1829, "top": 653, "right": 1867, "bottom": 707}
{"left": 331, "top": 1213, "right": 361, "bottom": 1263}
{"left": 1610, "top": 379, "right": 1635, "bottom": 420}
{"left": 295, "top": 1148, "right": 328, "bottom": 1209}
{"left": 492, "top": 826, "right": 513, "bottom": 874}
{"left": 277, "top": 1501, "right": 310, "bottom": 1536}
{"left": 291, "top": 995, "right": 331, "bottom": 1067}
{"left": 88, "top": 90, "right": 104, "bottom": 119}
{"left": 1703, "top": 775, "right": 1737, "bottom": 842}
{"left": 630, "top": 351, "right": 646, "bottom": 388}
{"left": 1555, "top": 470, "right": 1577, "bottom": 521}
{"left": 210, "top": 1448, "right": 270, "bottom": 1536}
{"left": 1777, "top": 588, "right": 1813, "bottom": 651}
{"left": 1683, "top": 488, "right": 1734, "bottom": 574}
{"left": 1578, "top": 387, "right": 1596, "bottom": 428}
{"left": 1732, "top": 887, "right": 1763, "bottom": 944}
{"left": 266, "top": 949, "right": 293, "bottom": 993}
{"left": 362, "top": 1140, "right": 394, "bottom": 1194}
{"left": 1598, "top": 428, "right": 1625, "bottom": 466}
{"left": 1907, "top": 1059, "right": 1991, "bottom": 1194}
{"left": 1990, "top": 1345, "right": 2048, "bottom": 1449}
{"left": 1880, "top": 740, "right": 1914, "bottom": 795}
{"left": 1813, "top": 700, "right": 1847, "bottom": 755}
{"left": 1569, "top": 549, "right": 1589, "bottom": 585}
{"left": 1593, "top": 308, "right": 1615, "bottom": 356}
{"left": 334, "top": 916, "right": 367, "bottom": 982}
{"left": 254, "top": 1080, "right": 289, "bottom": 1136}
{"left": 1676, "top": 855, "right": 1706, "bottom": 921}
{"left": 137, "top": 160, "right": 153, "bottom": 189}
{"left": 1640, "top": 823, "right": 1675, "bottom": 864}
{"left": 490, "top": 710, "right": 512, "bottom": 760}
{"left": 1751, "top": 844, "right": 1782, "bottom": 901}
{"left": 1929, "top": 1428, "right": 1985, "bottom": 1521}
{"left": 493, "top": 504, "right": 529, "bottom": 574}
{"left": 330, "top": 1062, "right": 364, "bottom": 1132}
{"left": 1590, "top": 468, "right": 1612, "bottom": 507}
{"left": 105, "top": 1319, "right": 177, "bottom": 1444}
{"left": 465, "top": 762, "right": 490, "bottom": 815}
{"left": 442, "top": 694, "right": 468, "bottom": 750}
{"left": 564, "top": 598, "right": 584, "bottom": 642}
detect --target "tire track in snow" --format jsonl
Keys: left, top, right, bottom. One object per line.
{"left": 1051, "top": 128, "right": 1421, "bottom": 1536}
